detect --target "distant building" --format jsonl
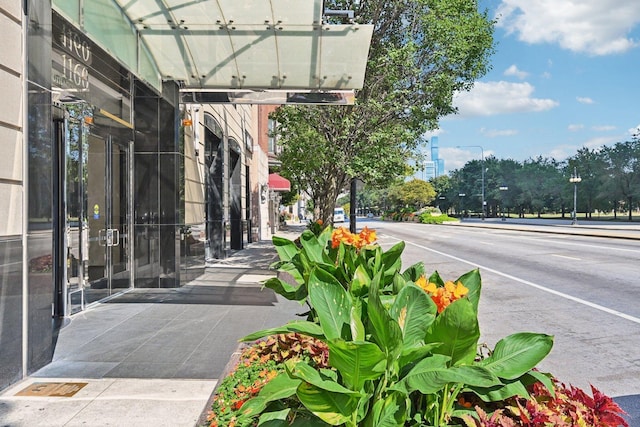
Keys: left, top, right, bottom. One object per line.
{"left": 415, "top": 136, "right": 445, "bottom": 181}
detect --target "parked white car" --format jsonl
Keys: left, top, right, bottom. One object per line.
{"left": 333, "top": 207, "right": 346, "bottom": 223}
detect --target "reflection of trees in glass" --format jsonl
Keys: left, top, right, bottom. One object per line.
{"left": 178, "top": 110, "right": 185, "bottom": 225}
{"left": 28, "top": 93, "right": 53, "bottom": 224}
{"left": 65, "top": 102, "right": 92, "bottom": 224}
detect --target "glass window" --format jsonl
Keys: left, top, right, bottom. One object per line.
{"left": 267, "top": 118, "right": 276, "bottom": 154}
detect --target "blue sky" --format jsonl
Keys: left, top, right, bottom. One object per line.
{"left": 427, "top": 0, "right": 640, "bottom": 174}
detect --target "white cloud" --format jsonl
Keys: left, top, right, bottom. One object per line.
{"left": 452, "top": 81, "right": 558, "bottom": 117}
{"left": 504, "top": 64, "right": 528, "bottom": 79}
{"left": 584, "top": 135, "right": 618, "bottom": 149}
{"left": 577, "top": 97, "right": 595, "bottom": 104}
{"left": 442, "top": 147, "right": 494, "bottom": 173}
{"left": 627, "top": 125, "right": 640, "bottom": 138}
{"left": 422, "top": 128, "right": 445, "bottom": 139}
{"left": 496, "top": 1, "right": 640, "bottom": 55}
{"left": 592, "top": 125, "right": 616, "bottom": 131}
{"left": 547, "top": 145, "right": 579, "bottom": 161}
{"left": 568, "top": 124, "right": 584, "bottom": 132}
{"left": 541, "top": 71, "right": 552, "bottom": 79}
{"left": 480, "top": 127, "right": 518, "bottom": 137}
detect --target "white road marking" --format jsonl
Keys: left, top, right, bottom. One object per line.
{"left": 383, "top": 234, "right": 640, "bottom": 325}
{"left": 551, "top": 254, "right": 582, "bottom": 261}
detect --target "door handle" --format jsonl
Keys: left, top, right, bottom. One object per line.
{"left": 99, "top": 229, "right": 107, "bottom": 246}
{"left": 112, "top": 229, "right": 120, "bottom": 246}
{"left": 106, "top": 228, "right": 114, "bottom": 246}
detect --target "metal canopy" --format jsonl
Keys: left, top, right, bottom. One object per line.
{"left": 108, "top": 0, "right": 373, "bottom": 93}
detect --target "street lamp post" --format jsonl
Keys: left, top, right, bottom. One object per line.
{"left": 457, "top": 145, "right": 485, "bottom": 220}
{"left": 569, "top": 167, "right": 582, "bottom": 225}
{"left": 499, "top": 185, "right": 508, "bottom": 221}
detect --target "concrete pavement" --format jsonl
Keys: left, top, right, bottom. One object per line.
{"left": 445, "top": 217, "right": 640, "bottom": 240}
{"left": 0, "top": 226, "right": 304, "bottom": 427}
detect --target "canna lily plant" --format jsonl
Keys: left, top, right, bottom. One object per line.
{"left": 236, "top": 225, "right": 563, "bottom": 426}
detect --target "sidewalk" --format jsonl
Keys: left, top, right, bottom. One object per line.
{"left": 0, "top": 226, "right": 306, "bottom": 427}
{"left": 445, "top": 217, "right": 640, "bottom": 240}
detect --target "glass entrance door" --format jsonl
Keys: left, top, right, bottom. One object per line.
{"left": 64, "top": 107, "right": 133, "bottom": 313}
{"left": 85, "top": 134, "right": 132, "bottom": 304}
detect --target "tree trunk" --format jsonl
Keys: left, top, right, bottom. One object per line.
{"left": 629, "top": 196, "right": 633, "bottom": 221}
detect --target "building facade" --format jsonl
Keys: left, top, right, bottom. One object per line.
{"left": 0, "top": 0, "right": 371, "bottom": 393}
{"left": 0, "top": 1, "right": 261, "bottom": 392}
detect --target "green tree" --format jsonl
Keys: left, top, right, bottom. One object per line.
{"left": 568, "top": 148, "right": 608, "bottom": 219}
{"left": 393, "top": 179, "right": 436, "bottom": 209}
{"left": 430, "top": 175, "right": 453, "bottom": 213}
{"left": 601, "top": 140, "right": 640, "bottom": 220}
{"left": 274, "top": 0, "right": 495, "bottom": 223}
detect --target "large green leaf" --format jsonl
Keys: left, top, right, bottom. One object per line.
{"left": 300, "top": 231, "right": 330, "bottom": 264}
{"left": 277, "top": 262, "right": 305, "bottom": 286}
{"left": 296, "top": 382, "right": 360, "bottom": 426}
{"left": 467, "top": 376, "right": 531, "bottom": 402}
{"left": 238, "top": 373, "right": 301, "bottom": 419}
{"left": 401, "top": 262, "right": 426, "bottom": 282}
{"left": 479, "top": 332, "right": 554, "bottom": 380}
{"left": 327, "top": 339, "right": 386, "bottom": 390}
{"left": 240, "top": 321, "right": 325, "bottom": 341}
{"left": 398, "top": 342, "right": 443, "bottom": 370}
{"left": 428, "top": 271, "right": 445, "bottom": 287}
{"left": 317, "top": 226, "right": 333, "bottom": 251}
{"left": 308, "top": 268, "right": 352, "bottom": 340}
{"left": 527, "top": 369, "right": 555, "bottom": 396}
{"left": 257, "top": 371, "right": 301, "bottom": 401}
{"left": 289, "top": 413, "right": 332, "bottom": 427}
{"left": 350, "top": 300, "right": 365, "bottom": 342}
{"left": 456, "top": 269, "right": 482, "bottom": 312}
{"left": 263, "top": 277, "right": 302, "bottom": 301}
{"left": 257, "top": 408, "right": 290, "bottom": 426}
{"left": 364, "top": 391, "right": 408, "bottom": 427}
{"left": 390, "top": 284, "right": 437, "bottom": 348}
{"left": 350, "top": 264, "right": 371, "bottom": 298}
{"left": 425, "top": 298, "right": 480, "bottom": 366}
{"left": 273, "top": 236, "right": 299, "bottom": 261}
{"left": 392, "top": 273, "right": 408, "bottom": 294}
{"left": 381, "top": 241, "right": 405, "bottom": 273}
{"left": 287, "top": 359, "right": 362, "bottom": 396}
{"left": 367, "top": 273, "right": 402, "bottom": 356}
{"left": 393, "top": 355, "right": 500, "bottom": 394}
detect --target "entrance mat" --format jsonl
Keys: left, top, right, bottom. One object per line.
{"left": 15, "top": 382, "right": 88, "bottom": 397}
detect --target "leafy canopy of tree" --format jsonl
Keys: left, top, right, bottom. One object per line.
{"left": 439, "top": 138, "right": 640, "bottom": 220}
{"left": 390, "top": 179, "right": 436, "bottom": 210}
{"left": 274, "top": 0, "right": 495, "bottom": 223}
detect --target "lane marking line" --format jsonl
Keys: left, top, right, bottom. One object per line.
{"left": 383, "top": 234, "right": 640, "bottom": 325}
{"left": 551, "top": 254, "right": 582, "bottom": 261}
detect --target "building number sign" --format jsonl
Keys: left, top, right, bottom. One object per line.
{"left": 55, "top": 23, "right": 92, "bottom": 90}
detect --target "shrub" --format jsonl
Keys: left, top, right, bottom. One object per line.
{"left": 419, "top": 212, "right": 458, "bottom": 224}
{"left": 208, "top": 225, "right": 628, "bottom": 427}
{"left": 206, "top": 333, "right": 329, "bottom": 427}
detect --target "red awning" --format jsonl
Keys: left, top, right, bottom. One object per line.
{"left": 268, "top": 173, "right": 291, "bottom": 192}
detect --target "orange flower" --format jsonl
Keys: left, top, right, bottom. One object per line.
{"left": 316, "top": 219, "right": 323, "bottom": 225}
{"left": 458, "top": 396, "right": 473, "bottom": 409}
{"left": 358, "top": 226, "right": 377, "bottom": 246}
{"left": 331, "top": 227, "right": 350, "bottom": 248}
{"left": 331, "top": 226, "right": 378, "bottom": 250}
{"left": 416, "top": 276, "right": 469, "bottom": 313}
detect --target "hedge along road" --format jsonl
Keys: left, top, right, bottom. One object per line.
{"left": 364, "top": 218, "right": 640, "bottom": 406}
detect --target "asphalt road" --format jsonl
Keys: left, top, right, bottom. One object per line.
{"left": 359, "top": 218, "right": 640, "bottom": 425}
